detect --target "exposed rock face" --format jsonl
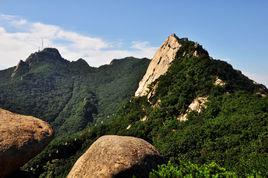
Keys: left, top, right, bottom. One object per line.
{"left": 177, "top": 96, "right": 208, "bottom": 121}
{"left": 11, "top": 60, "right": 29, "bottom": 78}
{"left": 135, "top": 34, "right": 181, "bottom": 97}
{"left": 192, "top": 42, "right": 209, "bottom": 58}
{"left": 214, "top": 76, "right": 226, "bottom": 87}
{"left": 0, "top": 108, "right": 53, "bottom": 177}
{"left": 140, "top": 116, "right": 147, "bottom": 122}
{"left": 26, "top": 48, "right": 64, "bottom": 65}
{"left": 68, "top": 135, "right": 163, "bottom": 178}
{"left": 126, "top": 124, "right": 132, "bottom": 130}
{"left": 188, "top": 97, "right": 208, "bottom": 112}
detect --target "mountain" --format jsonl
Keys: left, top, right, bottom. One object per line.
{"left": 0, "top": 48, "right": 150, "bottom": 135}
{"left": 20, "top": 34, "right": 268, "bottom": 177}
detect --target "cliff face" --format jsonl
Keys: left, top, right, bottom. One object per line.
{"left": 135, "top": 34, "right": 211, "bottom": 99}
{"left": 135, "top": 34, "right": 181, "bottom": 97}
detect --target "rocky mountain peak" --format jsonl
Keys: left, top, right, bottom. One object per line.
{"left": 42, "top": 48, "right": 62, "bottom": 58}
{"left": 10, "top": 48, "right": 67, "bottom": 78}
{"left": 135, "top": 34, "right": 182, "bottom": 97}
{"left": 25, "top": 48, "right": 67, "bottom": 66}
{"left": 135, "top": 34, "right": 210, "bottom": 98}
{"left": 163, "top": 33, "right": 180, "bottom": 49}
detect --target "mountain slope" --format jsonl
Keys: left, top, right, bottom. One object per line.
{"left": 22, "top": 34, "right": 268, "bottom": 177}
{"left": 0, "top": 49, "right": 150, "bottom": 135}
{"left": 111, "top": 35, "right": 268, "bottom": 175}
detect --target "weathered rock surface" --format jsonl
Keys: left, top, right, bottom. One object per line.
{"left": 177, "top": 96, "right": 208, "bottom": 121}
{"left": 135, "top": 34, "right": 181, "bottom": 97}
{"left": 214, "top": 76, "right": 226, "bottom": 87}
{"left": 11, "top": 60, "right": 29, "bottom": 78}
{"left": 0, "top": 108, "right": 53, "bottom": 178}
{"left": 68, "top": 135, "right": 163, "bottom": 178}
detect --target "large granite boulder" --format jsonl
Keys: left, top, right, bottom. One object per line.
{"left": 68, "top": 135, "right": 163, "bottom": 178}
{"left": 0, "top": 108, "right": 53, "bottom": 177}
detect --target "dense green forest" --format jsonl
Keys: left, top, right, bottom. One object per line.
{"left": 0, "top": 48, "right": 150, "bottom": 135}
{"left": 150, "top": 161, "right": 242, "bottom": 177}
{"left": 21, "top": 39, "right": 268, "bottom": 177}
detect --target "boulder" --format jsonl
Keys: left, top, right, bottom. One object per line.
{"left": 68, "top": 135, "right": 163, "bottom": 178}
{"left": 0, "top": 108, "right": 53, "bottom": 177}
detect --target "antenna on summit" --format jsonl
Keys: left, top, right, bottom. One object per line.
{"left": 41, "top": 38, "right": 44, "bottom": 50}
{"left": 38, "top": 38, "right": 44, "bottom": 52}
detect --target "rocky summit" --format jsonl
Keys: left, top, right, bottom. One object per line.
{"left": 0, "top": 108, "right": 53, "bottom": 178}
{"left": 67, "top": 135, "right": 163, "bottom": 178}
{"left": 135, "top": 34, "right": 181, "bottom": 97}
{"left": 135, "top": 34, "right": 209, "bottom": 99}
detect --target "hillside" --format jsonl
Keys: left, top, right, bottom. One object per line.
{"left": 22, "top": 34, "right": 268, "bottom": 177}
{"left": 0, "top": 48, "right": 150, "bottom": 135}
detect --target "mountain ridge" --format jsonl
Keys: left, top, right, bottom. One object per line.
{"left": 1, "top": 34, "right": 267, "bottom": 177}
{"left": 0, "top": 48, "right": 150, "bottom": 135}
{"left": 21, "top": 34, "right": 268, "bottom": 177}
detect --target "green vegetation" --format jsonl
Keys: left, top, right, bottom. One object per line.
{"left": 151, "top": 92, "right": 268, "bottom": 176}
{"left": 149, "top": 161, "right": 238, "bottom": 178}
{"left": 21, "top": 39, "right": 268, "bottom": 177}
{"left": 23, "top": 91, "right": 268, "bottom": 177}
{"left": 1, "top": 39, "right": 267, "bottom": 177}
{"left": 0, "top": 49, "right": 149, "bottom": 135}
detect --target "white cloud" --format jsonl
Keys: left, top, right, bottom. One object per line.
{"left": 0, "top": 14, "right": 157, "bottom": 68}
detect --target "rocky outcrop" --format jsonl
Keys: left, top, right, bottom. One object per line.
{"left": 11, "top": 60, "right": 29, "bottom": 78}
{"left": 135, "top": 34, "right": 181, "bottom": 97}
{"left": 0, "top": 108, "right": 53, "bottom": 177}
{"left": 67, "top": 135, "right": 163, "bottom": 178}
{"left": 135, "top": 34, "right": 210, "bottom": 99}
{"left": 177, "top": 96, "right": 208, "bottom": 121}
{"left": 214, "top": 76, "right": 226, "bottom": 87}
{"left": 26, "top": 48, "right": 65, "bottom": 65}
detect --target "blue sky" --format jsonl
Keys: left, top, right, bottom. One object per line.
{"left": 0, "top": 0, "right": 267, "bottom": 86}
